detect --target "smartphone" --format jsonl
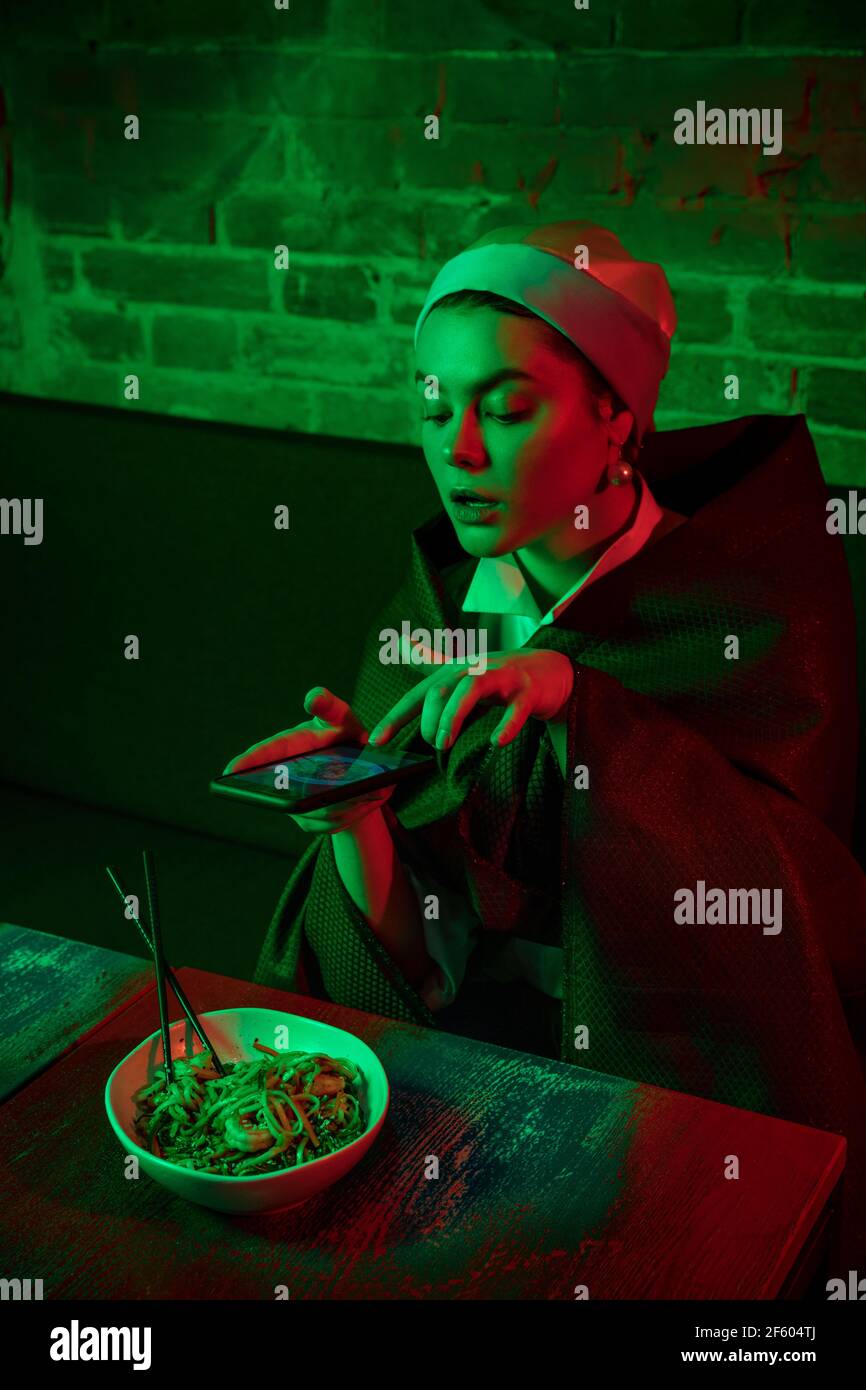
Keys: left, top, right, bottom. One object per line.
{"left": 209, "top": 742, "right": 435, "bottom": 814}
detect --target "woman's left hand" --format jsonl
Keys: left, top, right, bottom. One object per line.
{"left": 367, "top": 649, "right": 575, "bottom": 751}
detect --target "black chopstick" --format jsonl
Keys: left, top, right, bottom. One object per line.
{"left": 142, "top": 850, "right": 175, "bottom": 1085}
{"left": 104, "top": 865, "right": 226, "bottom": 1075}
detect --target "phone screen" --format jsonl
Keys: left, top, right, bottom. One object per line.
{"left": 211, "top": 742, "right": 434, "bottom": 813}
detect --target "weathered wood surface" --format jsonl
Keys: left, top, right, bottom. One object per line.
{"left": 0, "top": 923, "right": 153, "bottom": 1103}
{"left": 0, "top": 965, "right": 844, "bottom": 1299}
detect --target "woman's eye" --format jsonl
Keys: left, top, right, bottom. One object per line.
{"left": 421, "top": 409, "right": 529, "bottom": 425}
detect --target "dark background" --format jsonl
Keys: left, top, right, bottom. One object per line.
{"left": 0, "top": 392, "right": 442, "bottom": 977}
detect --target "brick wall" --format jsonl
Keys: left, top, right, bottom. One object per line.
{"left": 0, "top": 0, "right": 863, "bottom": 480}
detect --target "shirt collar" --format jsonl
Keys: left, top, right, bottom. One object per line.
{"left": 461, "top": 471, "right": 667, "bottom": 626}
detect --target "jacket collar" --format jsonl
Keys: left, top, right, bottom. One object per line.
{"left": 410, "top": 414, "right": 824, "bottom": 618}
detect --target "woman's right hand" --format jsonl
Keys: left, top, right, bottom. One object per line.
{"left": 222, "top": 687, "right": 394, "bottom": 835}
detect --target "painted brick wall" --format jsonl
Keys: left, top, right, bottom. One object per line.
{"left": 0, "top": 0, "right": 863, "bottom": 480}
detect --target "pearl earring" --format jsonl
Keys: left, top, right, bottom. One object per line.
{"left": 607, "top": 451, "right": 633, "bottom": 487}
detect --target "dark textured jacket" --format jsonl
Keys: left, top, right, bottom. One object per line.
{"left": 255, "top": 413, "right": 866, "bottom": 1270}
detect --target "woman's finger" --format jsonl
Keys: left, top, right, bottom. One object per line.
{"left": 368, "top": 670, "right": 444, "bottom": 744}
{"left": 305, "top": 687, "right": 365, "bottom": 737}
{"left": 223, "top": 723, "right": 341, "bottom": 774}
{"left": 224, "top": 689, "right": 367, "bottom": 774}
{"left": 435, "top": 670, "right": 502, "bottom": 749}
{"left": 489, "top": 695, "right": 534, "bottom": 747}
{"left": 418, "top": 676, "right": 468, "bottom": 746}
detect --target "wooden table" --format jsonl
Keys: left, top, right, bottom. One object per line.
{"left": 0, "top": 942, "right": 845, "bottom": 1299}
{"left": 0, "top": 922, "right": 153, "bottom": 1103}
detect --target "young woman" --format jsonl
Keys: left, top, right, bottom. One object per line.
{"left": 226, "top": 221, "right": 866, "bottom": 1267}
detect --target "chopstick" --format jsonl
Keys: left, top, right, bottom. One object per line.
{"left": 104, "top": 862, "right": 226, "bottom": 1077}
{"left": 142, "top": 849, "right": 174, "bottom": 1085}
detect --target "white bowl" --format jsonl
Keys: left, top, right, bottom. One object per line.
{"left": 105, "top": 1007, "right": 389, "bottom": 1214}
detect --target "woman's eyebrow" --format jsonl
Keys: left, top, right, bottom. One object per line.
{"left": 413, "top": 368, "right": 537, "bottom": 391}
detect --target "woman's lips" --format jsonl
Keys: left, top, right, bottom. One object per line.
{"left": 449, "top": 489, "right": 504, "bottom": 524}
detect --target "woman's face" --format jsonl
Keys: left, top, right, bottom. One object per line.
{"left": 415, "top": 305, "right": 630, "bottom": 558}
